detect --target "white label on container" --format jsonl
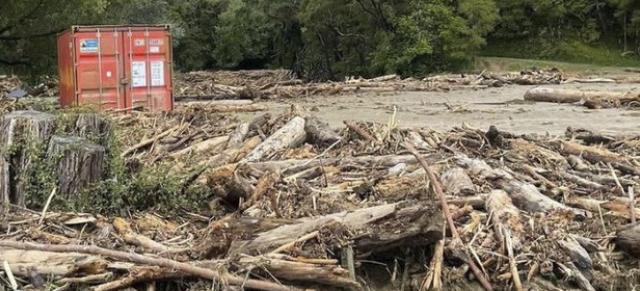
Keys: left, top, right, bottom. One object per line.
{"left": 80, "top": 39, "right": 99, "bottom": 53}
{"left": 106, "top": 71, "right": 112, "bottom": 78}
{"left": 150, "top": 46, "right": 160, "bottom": 53}
{"left": 135, "top": 39, "right": 145, "bottom": 46}
{"left": 131, "top": 61, "right": 146, "bottom": 87}
{"left": 151, "top": 61, "right": 164, "bottom": 86}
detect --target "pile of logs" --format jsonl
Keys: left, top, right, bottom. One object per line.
{"left": 173, "top": 69, "right": 574, "bottom": 100}
{"left": 0, "top": 75, "right": 58, "bottom": 99}
{"left": 1, "top": 103, "right": 640, "bottom": 290}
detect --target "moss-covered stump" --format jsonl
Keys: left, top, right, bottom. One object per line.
{"left": 0, "top": 110, "right": 55, "bottom": 207}
{"left": 47, "top": 136, "right": 105, "bottom": 198}
{"left": 73, "top": 113, "right": 112, "bottom": 145}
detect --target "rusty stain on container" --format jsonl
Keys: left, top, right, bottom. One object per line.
{"left": 57, "top": 25, "right": 173, "bottom": 112}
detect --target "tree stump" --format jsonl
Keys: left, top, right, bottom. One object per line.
{"left": 74, "top": 113, "right": 111, "bottom": 142}
{"left": 47, "top": 136, "right": 105, "bottom": 198}
{"left": 0, "top": 110, "right": 56, "bottom": 207}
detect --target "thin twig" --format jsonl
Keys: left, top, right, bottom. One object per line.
{"left": 405, "top": 141, "right": 494, "bottom": 291}
{"left": 3, "top": 260, "right": 17, "bottom": 291}
{"left": 39, "top": 187, "right": 57, "bottom": 225}
{"left": 630, "top": 186, "right": 636, "bottom": 224}
{"left": 503, "top": 226, "right": 523, "bottom": 291}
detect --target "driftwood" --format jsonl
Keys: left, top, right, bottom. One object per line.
{"left": 243, "top": 116, "right": 307, "bottom": 162}
{"left": 441, "top": 167, "right": 475, "bottom": 195}
{"left": 457, "top": 155, "right": 586, "bottom": 217}
{"left": 0, "top": 249, "right": 107, "bottom": 277}
{"left": 112, "top": 217, "right": 187, "bottom": 255}
{"left": 0, "top": 110, "right": 55, "bottom": 207}
{"left": 0, "top": 240, "right": 294, "bottom": 291}
{"left": 524, "top": 87, "right": 640, "bottom": 108}
{"left": 47, "top": 136, "right": 105, "bottom": 197}
{"left": 169, "top": 135, "right": 229, "bottom": 159}
{"left": 304, "top": 116, "right": 341, "bottom": 146}
{"left": 486, "top": 190, "right": 524, "bottom": 250}
{"left": 238, "top": 255, "right": 362, "bottom": 290}
{"left": 229, "top": 203, "right": 397, "bottom": 255}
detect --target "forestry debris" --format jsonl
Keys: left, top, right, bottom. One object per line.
{"left": 1, "top": 100, "right": 640, "bottom": 291}
{"left": 173, "top": 68, "right": 570, "bottom": 100}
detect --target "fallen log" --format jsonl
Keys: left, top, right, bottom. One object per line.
{"left": 0, "top": 240, "right": 295, "bottom": 291}
{"left": 441, "top": 167, "right": 475, "bottom": 195}
{"left": 229, "top": 203, "right": 399, "bottom": 255}
{"left": 238, "top": 255, "right": 362, "bottom": 290}
{"left": 304, "top": 116, "right": 341, "bottom": 146}
{"left": 456, "top": 155, "right": 586, "bottom": 217}
{"left": 169, "top": 135, "right": 229, "bottom": 159}
{"left": 112, "top": 217, "right": 187, "bottom": 255}
{"left": 486, "top": 190, "right": 525, "bottom": 250}
{"left": 0, "top": 249, "right": 106, "bottom": 277}
{"left": 524, "top": 87, "right": 640, "bottom": 106}
{"left": 243, "top": 116, "right": 307, "bottom": 162}
{"left": 227, "top": 122, "right": 250, "bottom": 149}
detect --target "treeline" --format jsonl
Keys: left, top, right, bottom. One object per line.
{"left": 1, "top": 0, "right": 639, "bottom": 80}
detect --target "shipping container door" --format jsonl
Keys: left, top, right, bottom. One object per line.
{"left": 122, "top": 28, "right": 172, "bottom": 112}
{"left": 74, "top": 29, "right": 124, "bottom": 110}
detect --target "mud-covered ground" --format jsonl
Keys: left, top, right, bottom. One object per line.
{"left": 239, "top": 82, "right": 640, "bottom": 135}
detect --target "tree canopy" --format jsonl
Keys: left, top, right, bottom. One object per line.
{"left": 1, "top": 0, "right": 639, "bottom": 80}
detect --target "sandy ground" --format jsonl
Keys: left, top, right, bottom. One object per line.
{"left": 240, "top": 83, "right": 640, "bottom": 135}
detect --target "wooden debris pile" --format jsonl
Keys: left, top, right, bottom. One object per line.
{"left": 0, "top": 75, "right": 58, "bottom": 99}
{"left": 2, "top": 107, "right": 640, "bottom": 290}
{"left": 174, "top": 68, "right": 569, "bottom": 101}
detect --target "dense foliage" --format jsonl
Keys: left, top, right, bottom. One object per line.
{"left": 1, "top": 0, "right": 639, "bottom": 79}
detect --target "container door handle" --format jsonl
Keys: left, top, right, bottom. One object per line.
{"left": 120, "top": 78, "right": 129, "bottom": 85}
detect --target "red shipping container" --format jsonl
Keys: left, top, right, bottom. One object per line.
{"left": 57, "top": 25, "right": 173, "bottom": 112}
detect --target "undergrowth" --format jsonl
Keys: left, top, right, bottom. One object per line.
{"left": 481, "top": 38, "right": 640, "bottom": 68}
{"left": 17, "top": 108, "right": 212, "bottom": 216}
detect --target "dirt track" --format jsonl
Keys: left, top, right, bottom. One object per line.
{"left": 243, "top": 83, "right": 640, "bottom": 135}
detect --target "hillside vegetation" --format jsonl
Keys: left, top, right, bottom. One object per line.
{"left": 1, "top": 0, "right": 639, "bottom": 80}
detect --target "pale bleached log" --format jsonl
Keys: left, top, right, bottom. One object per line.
{"left": 0, "top": 249, "right": 106, "bottom": 277}
{"left": 524, "top": 87, "right": 638, "bottom": 104}
{"left": 242, "top": 116, "right": 307, "bottom": 162}
{"left": 169, "top": 135, "right": 229, "bottom": 159}
{"left": 227, "top": 122, "right": 250, "bottom": 149}
{"left": 486, "top": 190, "right": 524, "bottom": 249}
{"left": 229, "top": 203, "right": 399, "bottom": 255}
{"left": 238, "top": 256, "right": 361, "bottom": 290}
{"left": 456, "top": 155, "right": 586, "bottom": 217}
{"left": 249, "top": 154, "right": 419, "bottom": 175}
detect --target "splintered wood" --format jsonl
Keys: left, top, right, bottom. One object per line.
{"left": 2, "top": 102, "right": 640, "bottom": 291}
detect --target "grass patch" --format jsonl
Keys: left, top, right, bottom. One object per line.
{"left": 480, "top": 38, "right": 640, "bottom": 70}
